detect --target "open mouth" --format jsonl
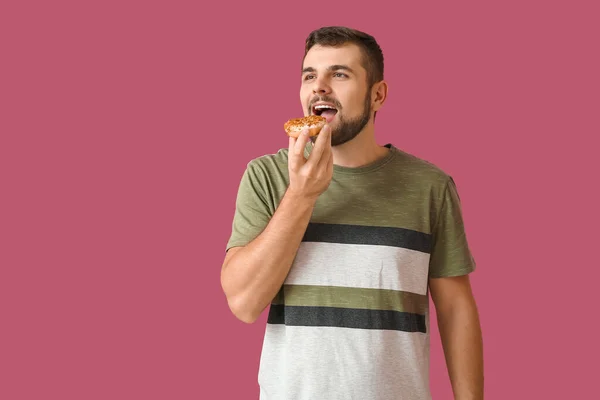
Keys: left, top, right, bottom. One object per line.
{"left": 312, "top": 104, "right": 338, "bottom": 123}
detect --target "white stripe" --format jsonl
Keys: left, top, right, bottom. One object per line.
{"left": 258, "top": 324, "right": 431, "bottom": 400}
{"left": 285, "top": 242, "right": 430, "bottom": 295}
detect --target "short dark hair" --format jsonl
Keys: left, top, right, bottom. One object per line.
{"left": 303, "top": 26, "right": 384, "bottom": 88}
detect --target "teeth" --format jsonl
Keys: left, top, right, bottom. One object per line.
{"left": 314, "top": 105, "right": 336, "bottom": 110}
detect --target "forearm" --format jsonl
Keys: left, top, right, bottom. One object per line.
{"left": 437, "top": 299, "right": 484, "bottom": 400}
{"left": 221, "top": 189, "right": 317, "bottom": 323}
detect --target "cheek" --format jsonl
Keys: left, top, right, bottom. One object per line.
{"left": 300, "top": 90, "right": 311, "bottom": 105}
{"left": 342, "top": 98, "right": 363, "bottom": 116}
{"left": 342, "top": 88, "right": 363, "bottom": 110}
{"left": 300, "top": 86, "right": 312, "bottom": 99}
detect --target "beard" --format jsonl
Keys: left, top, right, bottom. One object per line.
{"left": 309, "top": 91, "right": 372, "bottom": 147}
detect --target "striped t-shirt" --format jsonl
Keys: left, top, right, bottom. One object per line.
{"left": 226, "top": 143, "right": 476, "bottom": 400}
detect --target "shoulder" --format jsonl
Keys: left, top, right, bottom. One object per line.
{"left": 239, "top": 147, "right": 290, "bottom": 193}
{"left": 389, "top": 145, "right": 452, "bottom": 189}
{"left": 245, "top": 147, "right": 289, "bottom": 172}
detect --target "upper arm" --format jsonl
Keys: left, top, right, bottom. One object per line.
{"left": 427, "top": 176, "right": 478, "bottom": 313}
{"left": 220, "top": 246, "right": 243, "bottom": 294}
{"left": 223, "top": 246, "right": 242, "bottom": 268}
{"left": 429, "top": 274, "right": 475, "bottom": 314}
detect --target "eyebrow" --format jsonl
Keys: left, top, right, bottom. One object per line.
{"left": 301, "top": 64, "right": 355, "bottom": 75}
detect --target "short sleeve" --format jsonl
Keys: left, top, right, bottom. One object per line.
{"left": 428, "top": 176, "right": 477, "bottom": 278}
{"left": 225, "top": 161, "right": 272, "bottom": 252}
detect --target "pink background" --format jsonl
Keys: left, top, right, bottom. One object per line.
{"left": 1, "top": 1, "right": 598, "bottom": 399}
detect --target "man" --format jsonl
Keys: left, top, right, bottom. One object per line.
{"left": 221, "top": 26, "right": 484, "bottom": 400}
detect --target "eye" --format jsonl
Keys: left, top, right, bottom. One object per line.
{"left": 334, "top": 72, "right": 348, "bottom": 78}
{"left": 304, "top": 74, "right": 315, "bottom": 81}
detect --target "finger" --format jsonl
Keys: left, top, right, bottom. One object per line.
{"left": 307, "top": 124, "right": 331, "bottom": 166}
{"left": 294, "top": 127, "right": 310, "bottom": 154}
{"left": 318, "top": 139, "right": 334, "bottom": 171}
{"left": 288, "top": 128, "right": 308, "bottom": 169}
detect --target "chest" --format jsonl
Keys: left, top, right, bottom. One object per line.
{"left": 285, "top": 221, "right": 432, "bottom": 296}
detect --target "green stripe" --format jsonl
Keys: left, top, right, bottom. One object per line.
{"left": 271, "top": 284, "right": 427, "bottom": 315}
{"left": 272, "top": 287, "right": 284, "bottom": 304}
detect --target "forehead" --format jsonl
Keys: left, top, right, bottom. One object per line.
{"left": 302, "top": 43, "right": 366, "bottom": 75}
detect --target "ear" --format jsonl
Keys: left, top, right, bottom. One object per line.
{"left": 371, "top": 80, "right": 388, "bottom": 112}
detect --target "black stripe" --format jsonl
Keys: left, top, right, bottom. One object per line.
{"left": 267, "top": 304, "right": 426, "bottom": 333}
{"left": 302, "top": 222, "right": 431, "bottom": 253}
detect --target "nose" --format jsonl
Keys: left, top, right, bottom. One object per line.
{"left": 312, "top": 76, "right": 332, "bottom": 95}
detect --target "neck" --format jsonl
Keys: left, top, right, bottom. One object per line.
{"left": 331, "top": 123, "right": 389, "bottom": 168}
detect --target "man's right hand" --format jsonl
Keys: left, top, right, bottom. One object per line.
{"left": 287, "top": 124, "right": 333, "bottom": 201}
{"left": 221, "top": 124, "right": 333, "bottom": 324}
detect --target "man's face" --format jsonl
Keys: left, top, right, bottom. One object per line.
{"left": 300, "top": 43, "right": 372, "bottom": 146}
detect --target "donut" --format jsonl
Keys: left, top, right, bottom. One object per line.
{"left": 283, "top": 115, "right": 326, "bottom": 138}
